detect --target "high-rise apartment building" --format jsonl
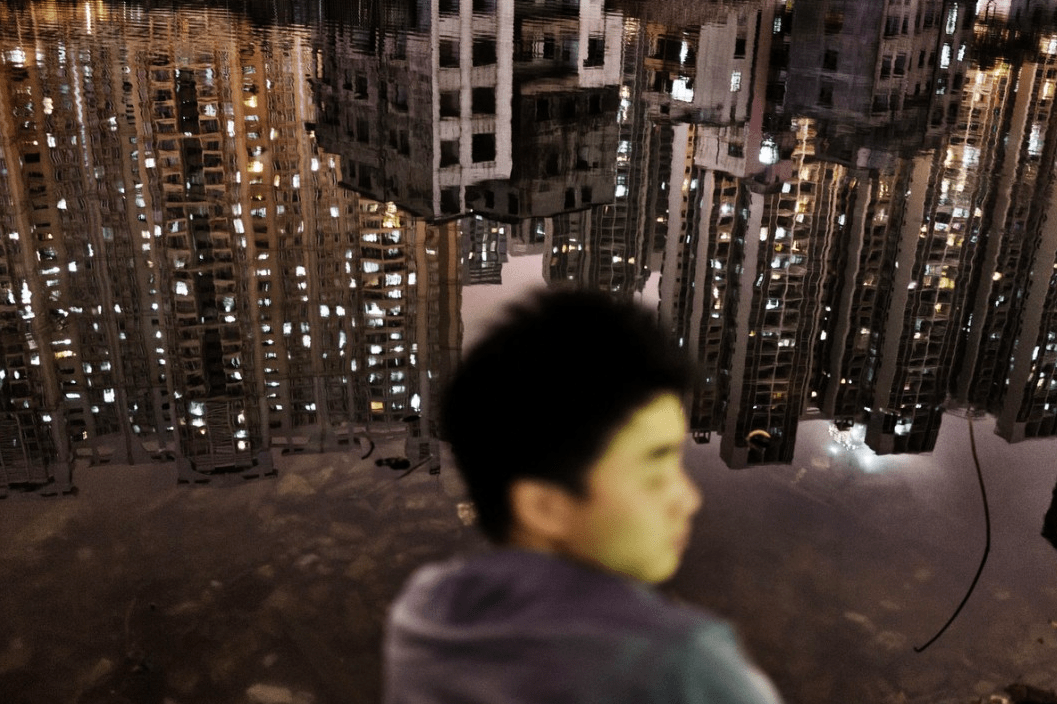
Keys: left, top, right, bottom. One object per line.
{"left": 953, "top": 37, "right": 1057, "bottom": 441}
{"left": 314, "top": 0, "right": 514, "bottom": 219}
{"left": 785, "top": 0, "right": 973, "bottom": 155}
{"left": 0, "top": 3, "right": 463, "bottom": 490}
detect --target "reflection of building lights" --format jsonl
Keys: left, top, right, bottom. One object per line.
{"left": 828, "top": 422, "right": 866, "bottom": 450}
{"left": 759, "top": 138, "right": 779, "bottom": 165}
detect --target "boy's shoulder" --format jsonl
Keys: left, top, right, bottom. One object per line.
{"left": 391, "top": 548, "right": 722, "bottom": 644}
{"left": 385, "top": 550, "right": 782, "bottom": 704}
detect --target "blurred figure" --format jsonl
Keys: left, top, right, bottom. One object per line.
{"left": 384, "top": 288, "right": 782, "bottom": 703}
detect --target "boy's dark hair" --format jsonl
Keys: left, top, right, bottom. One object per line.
{"left": 440, "top": 288, "right": 694, "bottom": 542}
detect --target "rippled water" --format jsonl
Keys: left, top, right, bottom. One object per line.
{"left": 2, "top": 0, "right": 1057, "bottom": 490}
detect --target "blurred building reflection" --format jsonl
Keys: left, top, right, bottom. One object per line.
{"left": 314, "top": 0, "right": 514, "bottom": 217}
{"left": 8, "top": 0, "right": 1057, "bottom": 492}
{"left": 953, "top": 36, "right": 1057, "bottom": 441}
{"left": 0, "top": 3, "right": 459, "bottom": 492}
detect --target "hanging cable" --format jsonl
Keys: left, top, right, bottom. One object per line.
{"left": 914, "top": 410, "right": 992, "bottom": 652}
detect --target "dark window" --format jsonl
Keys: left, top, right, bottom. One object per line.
{"left": 564, "top": 188, "right": 576, "bottom": 209}
{"left": 585, "top": 36, "right": 605, "bottom": 67}
{"left": 440, "top": 187, "right": 460, "bottom": 213}
{"left": 472, "top": 0, "right": 495, "bottom": 13}
{"left": 440, "top": 140, "right": 459, "bottom": 167}
{"left": 393, "top": 84, "right": 409, "bottom": 111}
{"left": 471, "top": 133, "right": 496, "bottom": 162}
{"left": 354, "top": 73, "right": 368, "bottom": 98}
{"left": 472, "top": 87, "right": 495, "bottom": 114}
{"left": 440, "top": 91, "right": 460, "bottom": 117}
{"left": 727, "top": 142, "right": 745, "bottom": 158}
{"left": 734, "top": 37, "right": 747, "bottom": 58}
{"left": 562, "top": 97, "right": 577, "bottom": 120}
{"left": 894, "top": 54, "right": 907, "bottom": 76}
{"left": 439, "top": 0, "right": 458, "bottom": 15}
{"left": 508, "top": 193, "right": 519, "bottom": 215}
{"left": 881, "top": 56, "right": 892, "bottom": 79}
{"left": 544, "top": 152, "right": 560, "bottom": 176}
{"left": 536, "top": 98, "right": 550, "bottom": 121}
{"left": 439, "top": 39, "right": 459, "bottom": 68}
{"left": 824, "top": 10, "right": 844, "bottom": 33}
{"left": 472, "top": 38, "right": 497, "bottom": 66}
{"left": 823, "top": 50, "right": 838, "bottom": 71}
{"left": 819, "top": 84, "right": 834, "bottom": 107}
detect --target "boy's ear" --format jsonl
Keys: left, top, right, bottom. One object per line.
{"left": 509, "top": 478, "right": 576, "bottom": 543}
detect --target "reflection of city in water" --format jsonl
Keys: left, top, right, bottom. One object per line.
{"left": 5, "top": 0, "right": 1057, "bottom": 492}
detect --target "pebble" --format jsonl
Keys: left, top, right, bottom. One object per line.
{"left": 843, "top": 611, "right": 875, "bottom": 632}
{"left": 83, "top": 657, "right": 114, "bottom": 687}
{"left": 276, "top": 473, "right": 315, "bottom": 498}
{"left": 874, "top": 631, "right": 906, "bottom": 650}
{"left": 0, "top": 638, "right": 31, "bottom": 675}
{"left": 329, "top": 521, "right": 367, "bottom": 542}
{"left": 973, "top": 680, "right": 998, "bottom": 697}
{"left": 345, "top": 554, "right": 377, "bottom": 580}
{"left": 247, "top": 683, "right": 295, "bottom": 704}
{"left": 295, "top": 553, "right": 320, "bottom": 570}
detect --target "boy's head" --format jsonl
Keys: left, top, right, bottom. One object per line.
{"left": 441, "top": 288, "right": 700, "bottom": 581}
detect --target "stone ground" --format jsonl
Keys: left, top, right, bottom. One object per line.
{"left": 0, "top": 438, "right": 483, "bottom": 704}
{"left": 1, "top": 415, "right": 1056, "bottom": 704}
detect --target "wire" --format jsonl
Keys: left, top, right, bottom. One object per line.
{"left": 914, "top": 410, "right": 992, "bottom": 652}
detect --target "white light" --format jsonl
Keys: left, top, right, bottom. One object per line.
{"left": 672, "top": 78, "right": 694, "bottom": 102}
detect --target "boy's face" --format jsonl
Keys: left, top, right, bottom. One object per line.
{"left": 556, "top": 392, "right": 702, "bottom": 583}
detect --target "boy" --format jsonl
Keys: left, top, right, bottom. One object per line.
{"left": 384, "top": 289, "right": 782, "bottom": 703}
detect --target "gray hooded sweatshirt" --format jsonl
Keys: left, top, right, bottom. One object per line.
{"left": 383, "top": 549, "right": 782, "bottom": 704}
